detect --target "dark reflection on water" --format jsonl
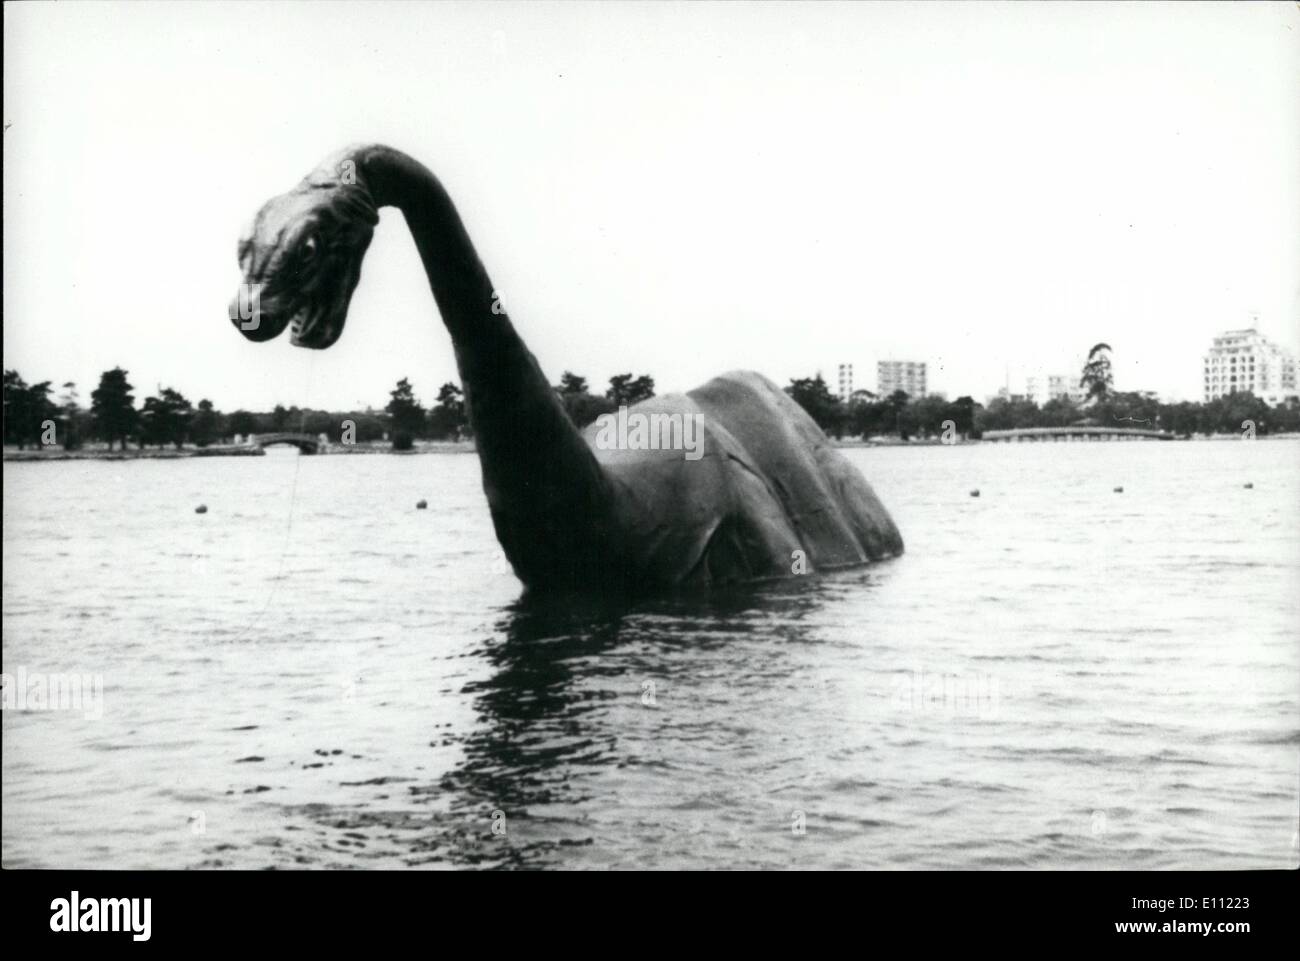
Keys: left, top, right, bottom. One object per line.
{"left": 330, "top": 578, "right": 848, "bottom": 868}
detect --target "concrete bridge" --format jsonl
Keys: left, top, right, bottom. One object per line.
{"left": 251, "top": 432, "right": 321, "bottom": 454}
{"left": 981, "top": 426, "right": 1174, "bottom": 443}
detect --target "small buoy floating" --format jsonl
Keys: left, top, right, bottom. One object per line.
{"left": 969, "top": 489, "right": 980, "bottom": 498}
{"left": 195, "top": 504, "right": 208, "bottom": 514}
{"left": 1113, "top": 486, "right": 1124, "bottom": 493}
{"left": 1244, "top": 482, "right": 1253, "bottom": 489}
{"left": 415, "top": 499, "right": 428, "bottom": 510}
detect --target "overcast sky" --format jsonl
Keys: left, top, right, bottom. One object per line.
{"left": 4, "top": 1, "right": 1298, "bottom": 412}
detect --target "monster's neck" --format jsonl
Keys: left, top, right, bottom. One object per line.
{"left": 349, "top": 145, "right": 620, "bottom": 589}
{"left": 351, "top": 145, "right": 490, "bottom": 343}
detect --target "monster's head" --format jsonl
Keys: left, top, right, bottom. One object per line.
{"left": 230, "top": 160, "right": 379, "bottom": 350}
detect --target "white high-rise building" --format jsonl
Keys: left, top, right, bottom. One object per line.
{"left": 837, "top": 363, "right": 854, "bottom": 402}
{"left": 1051, "top": 375, "right": 1088, "bottom": 404}
{"left": 877, "top": 360, "right": 927, "bottom": 398}
{"left": 1203, "top": 327, "right": 1298, "bottom": 406}
{"left": 1026, "top": 373, "right": 1088, "bottom": 406}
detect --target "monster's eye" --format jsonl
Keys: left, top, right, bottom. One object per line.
{"left": 301, "top": 235, "right": 319, "bottom": 260}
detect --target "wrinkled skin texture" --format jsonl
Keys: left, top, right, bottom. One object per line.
{"left": 231, "top": 155, "right": 378, "bottom": 349}
{"left": 590, "top": 372, "right": 904, "bottom": 589}
{"left": 231, "top": 145, "right": 903, "bottom": 595}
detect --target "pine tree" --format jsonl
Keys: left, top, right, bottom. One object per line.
{"left": 90, "top": 367, "right": 137, "bottom": 451}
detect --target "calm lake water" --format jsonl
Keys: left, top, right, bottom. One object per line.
{"left": 3, "top": 441, "right": 1297, "bottom": 869}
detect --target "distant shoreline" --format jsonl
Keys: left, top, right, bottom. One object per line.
{"left": 838, "top": 432, "right": 1300, "bottom": 446}
{"left": 2, "top": 440, "right": 477, "bottom": 461}
{"left": 6, "top": 433, "right": 1297, "bottom": 462}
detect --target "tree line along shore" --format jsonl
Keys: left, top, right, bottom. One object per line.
{"left": 6, "top": 356, "right": 1299, "bottom": 460}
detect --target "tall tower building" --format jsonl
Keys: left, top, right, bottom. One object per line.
{"left": 837, "top": 363, "right": 854, "bottom": 402}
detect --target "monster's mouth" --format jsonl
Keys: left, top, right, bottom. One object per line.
{"left": 231, "top": 288, "right": 337, "bottom": 349}
{"left": 287, "top": 301, "right": 338, "bottom": 349}
{"left": 288, "top": 305, "right": 315, "bottom": 343}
